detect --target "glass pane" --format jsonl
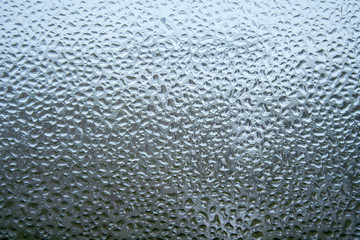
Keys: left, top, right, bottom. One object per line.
{"left": 0, "top": 0, "right": 359, "bottom": 239}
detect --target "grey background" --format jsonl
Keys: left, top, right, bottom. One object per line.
{"left": 0, "top": 0, "right": 359, "bottom": 239}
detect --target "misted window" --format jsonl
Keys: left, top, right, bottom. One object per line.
{"left": 0, "top": 0, "right": 359, "bottom": 239}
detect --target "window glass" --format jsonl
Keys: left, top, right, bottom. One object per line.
{"left": 0, "top": 0, "right": 359, "bottom": 239}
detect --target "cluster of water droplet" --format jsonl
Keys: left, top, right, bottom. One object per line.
{"left": 0, "top": 0, "right": 359, "bottom": 239}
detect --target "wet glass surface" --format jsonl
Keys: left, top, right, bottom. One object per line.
{"left": 0, "top": 0, "right": 359, "bottom": 239}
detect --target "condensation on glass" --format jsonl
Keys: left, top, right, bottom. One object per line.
{"left": 0, "top": 0, "right": 359, "bottom": 239}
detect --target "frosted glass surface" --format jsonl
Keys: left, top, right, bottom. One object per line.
{"left": 0, "top": 0, "right": 360, "bottom": 239}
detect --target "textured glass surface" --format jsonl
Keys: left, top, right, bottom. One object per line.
{"left": 1, "top": 0, "right": 360, "bottom": 239}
